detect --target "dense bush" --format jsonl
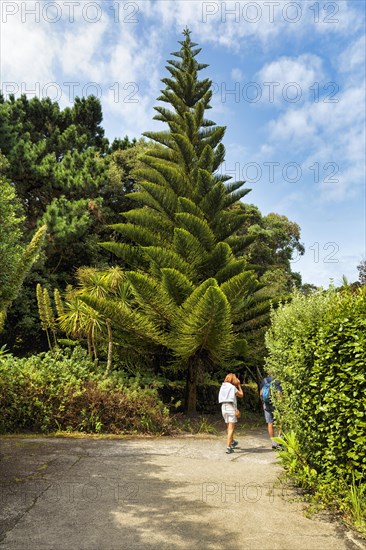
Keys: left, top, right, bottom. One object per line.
{"left": 266, "top": 287, "right": 366, "bottom": 481}
{"left": 264, "top": 287, "right": 366, "bottom": 534}
{"left": 0, "top": 347, "right": 172, "bottom": 434}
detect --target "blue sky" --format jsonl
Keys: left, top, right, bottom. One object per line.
{"left": 1, "top": 0, "right": 365, "bottom": 286}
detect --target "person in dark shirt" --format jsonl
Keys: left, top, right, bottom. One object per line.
{"left": 260, "top": 376, "right": 282, "bottom": 450}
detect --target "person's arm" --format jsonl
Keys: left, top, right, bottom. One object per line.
{"left": 259, "top": 378, "right": 265, "bottom": 401}
{"left": 235, "top": 379, "right": 243, "bottom": 398}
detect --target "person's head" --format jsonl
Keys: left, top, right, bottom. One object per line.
{"left": 224, "top": 373, "right": 239, "bottom": 387}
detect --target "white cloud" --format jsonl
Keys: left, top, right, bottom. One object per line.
{"left": 140, "top": 1, "right": 364, "bottom": 53}
{"left": 338, "top": 35, "right": 366, "bottom": 74}
{"left": 268, "top": 108, "right": 314, "bottom": 143}
{"left": 1, "top": 10, "right": 57, "bottom": 86}
{"left": 59, "top": 19, "right": 109, "bottom": 81}
{"left": 256, "top": 54, "right": 324, "bottom": 106}
{"left": 308, "top": 0, "right": 364, "bottom": 36}
{"left": 231, "top": 68, "right": 244, "bottom": 81}
{"left": 257, "top": 71, "right": 365, "bottom": 203}
{"left": 269, "top": 82, "right": 365, "bottom": 143}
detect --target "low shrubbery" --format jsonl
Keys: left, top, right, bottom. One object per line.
{"left": 266, "top": 287, "right": 366, "bottom": 534}
{"left": 0, "top": 347, "right": 172, "bottom": 435}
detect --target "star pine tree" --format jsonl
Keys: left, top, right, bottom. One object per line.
{"left": 93, "top": 29, "right": 268, "bottom": 413}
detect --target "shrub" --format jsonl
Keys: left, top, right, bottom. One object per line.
{"left": 266, "top": 287, "right": 366, "bottom": 533}
{"left": 266, "top": 288, "right": 366, "bottom": 482}
{"left": 0, "top": 347, "right": 172, "bottom": 434}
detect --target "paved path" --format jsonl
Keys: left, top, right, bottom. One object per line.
{"left": 0, "top": 428, "right": 365, "bottom": 550}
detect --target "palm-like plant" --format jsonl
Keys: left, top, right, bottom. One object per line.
{"left": 57, "top": 287, "right": 104, "bottom": 365}
{"left": 56, "top": 267, "right": 126, "bottom": 371}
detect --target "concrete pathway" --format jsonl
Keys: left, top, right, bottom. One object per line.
{"left": 0, "top": 427, "right": 365, "bottom": 550}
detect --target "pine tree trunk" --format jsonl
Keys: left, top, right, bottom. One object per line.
{"left": 186, "top": 359, "right": 198, "bottom": 416}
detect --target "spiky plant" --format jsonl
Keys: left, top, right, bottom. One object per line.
{"left": 1, "top": 223, "right": 46, "bottom": 333}
{"left": 36, "top": 283, "right": 52, "bottom": 350}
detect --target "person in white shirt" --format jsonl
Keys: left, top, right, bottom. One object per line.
{"left": 218, "top": 373, "right": 243, "bottom": 454}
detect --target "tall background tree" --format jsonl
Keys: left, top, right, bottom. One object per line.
{"left": 234, "top": 203, "right": 304, "bottom": 291}
{"left": 0, "top": 40, "right": 305, "bottom": 372}
{"left": 82, "top": 29, "right": 276, "bottom": 413}
{"left": 357, "top": 260, "right": 366, "bottom": 285}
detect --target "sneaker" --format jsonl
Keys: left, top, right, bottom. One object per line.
{"left": 230, "top": 440, "right": 239, "bottom": 448}
{"left": 226, "top": 447, "right": 234, "bottom": 454}
{"left": 272, "top": 444, "right": 283, "bottom": 450}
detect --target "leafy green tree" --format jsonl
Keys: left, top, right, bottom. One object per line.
{"left": 57, "top": 285, "right": 103, "bottom": 365}
{"left": 74, "top": 266, "right": 126, "bottom": 374}
{"left": 357, "top": 260, "right": 366, "bottom": 285}
{"left": 0, "top": 94, "right": 140, "bottom": 353}
{"left": 236, "top": 204, "right": 304, "bottom": 288}
{"left": 86, "top": 29, "right": 270, "bottom": 413}
{"left": 0, "top": 94, "right": 108, "bottom": 225}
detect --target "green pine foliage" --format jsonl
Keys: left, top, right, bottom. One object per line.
{"left": 95, "top": 29, "right": 270, "bottom": 412}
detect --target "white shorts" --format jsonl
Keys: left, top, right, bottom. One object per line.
{"left": 221, "top": 403, "right": 237, "bottom": 424}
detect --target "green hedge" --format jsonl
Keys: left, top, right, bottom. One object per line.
{"left": 0, "top": 347, "right": 172, "bottom": 434}
{"left": 265, "top": 287, "right": 366, "bottom": 482}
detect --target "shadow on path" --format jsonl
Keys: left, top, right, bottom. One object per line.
{"left": 0, "top": 437, "right": 238, "bottom": 550}
{"left": 0, "top": 433, "right": 363, "bottom": 550}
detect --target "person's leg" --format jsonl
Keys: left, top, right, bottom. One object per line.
{"left": 264, "top": 410, "right": 278, "bottom": 447}
{"left": 227, "top": 422, "right": 235, "bottom": 448}
{"left": 267, "top": 421, "right": 274, "bottom": 438}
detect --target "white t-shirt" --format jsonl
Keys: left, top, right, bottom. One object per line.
{"left": 218, "top": 382, "right": 237, "bottom": 408}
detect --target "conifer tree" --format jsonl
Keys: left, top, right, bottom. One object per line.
{"left": 92, "top": 29, "right": 269, "bottom": 413}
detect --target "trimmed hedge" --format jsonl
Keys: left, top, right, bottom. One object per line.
{"left": 265, "top": 287, "right": 366, "bottom": 482}
{"left": 0, "top": 347, "right": 172, "bottom": 434}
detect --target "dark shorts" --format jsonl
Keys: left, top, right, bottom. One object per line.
{"left": 263, "top": 405, "right": 275, "bottom": 424}
{"left": 264, "top": 409, "right": 274, "bottom": 424}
